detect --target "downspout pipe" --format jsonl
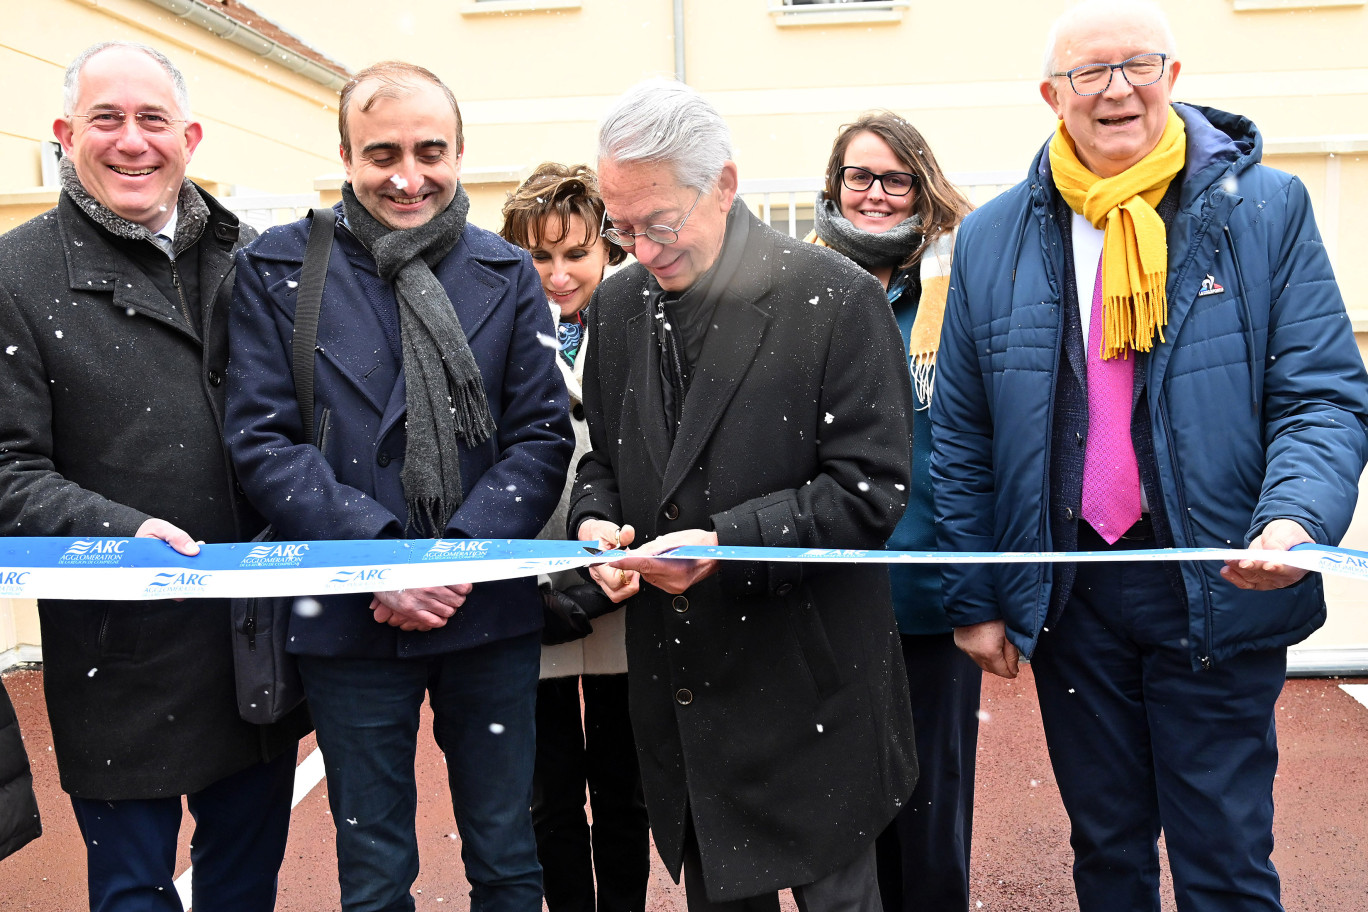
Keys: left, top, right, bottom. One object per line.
{"left": 141, "top": 0, "right": 349, "bottom": 91}
{"left": 674, "top": 0, "right": 686, "bottom": 83}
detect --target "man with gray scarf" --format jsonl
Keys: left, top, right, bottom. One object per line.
{"left": 225, "top": 61, "right": 573, "bottom": 912}
{"left": 0, "top": 42, "right": 302, "bottom": 911}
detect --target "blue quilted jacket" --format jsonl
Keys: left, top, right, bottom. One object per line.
{"left": 931, "top": 103, "right": 1368, "bottom": 669}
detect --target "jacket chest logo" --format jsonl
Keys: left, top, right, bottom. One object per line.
{"left": 1198, "top": 274, "right": 1225, "bottom": 297}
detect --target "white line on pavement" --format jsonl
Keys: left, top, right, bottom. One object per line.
{"left": 1341, "top": 684, "right": 1368, "bottom": 711}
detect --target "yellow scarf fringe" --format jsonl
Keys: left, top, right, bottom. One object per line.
{"left": 1049, "top": 107, "right": 1186, "bottom": 359}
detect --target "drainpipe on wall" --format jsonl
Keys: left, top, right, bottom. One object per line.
{"left": 674, "top": 0, "right": 686, "bottom": 83}
{"left": 140, "top": 0, "right": 348, "bottom": 91}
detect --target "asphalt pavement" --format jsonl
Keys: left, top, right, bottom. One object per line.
{"left": 3, "top": 665, "right": 1366, "bottom": 911}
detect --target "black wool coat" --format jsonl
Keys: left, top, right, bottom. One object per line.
{"left": 569, "top": 208, "right": 919, "bottom": 901}
{"left": 0, "top": 190, "right": 301, "bottom": 800}
{"left": 0, "top": 675, "right": 40, "bottom": 860}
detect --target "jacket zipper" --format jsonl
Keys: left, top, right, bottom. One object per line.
{"left": 1157, "top": 391, "right": 1212, "bottom": 669}
{"left": 1035, "top": 183, "right": 1066, "bottom": 652}
{"left": 170, "top": 260, "right": 192, "bottom": 326}
{"left": 1152, "top": 186, "right": 1233, "bottom": 671}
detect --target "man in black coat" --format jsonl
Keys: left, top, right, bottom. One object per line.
{"left": 569, "top": 79, "right": 919, "bottom": 912}
{"left": 0, "top": 42, "right": 301, "bottom": 912}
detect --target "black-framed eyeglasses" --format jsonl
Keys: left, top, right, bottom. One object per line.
{"left": 1052, "top": 53, "right": 1168, "bottom": 97}
{"left": 72, "top": 109, "right": 187, "bottom": 134}
{"left": 839, "top": 166, "right": 918, "bottom": 197}
{"left": 601, "top": 189, "right": 704, "bottom": 247}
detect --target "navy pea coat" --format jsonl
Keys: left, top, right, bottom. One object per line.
{"left": 226, "top": 207, "right": 573, "bottom": 658}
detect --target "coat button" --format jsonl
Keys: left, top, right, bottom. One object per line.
{"left": 377, "top": 452, "right": 391, "bottom": 467}
{"left": 675, "top": 688, "right": 693, "bottom": 705}
{"left": 1075, "top": 431, "right": 1084, "bottom": 447}
{"left": 1065, "top": 507, "right": 1075, "bottom": 521}
{"left": 663, "top": 503, "right": 679, "bottom": 521}
{"left": 572, "top": 403, "right": 585, "bottom": 421}
{"left": 775, "top": 583, "right": 793, "bottom": 596}
{"left": 673, "top": 596, "right": 689, "bottom": 614}
{"left": 207, "top": 370, "right": 223, "bottom": 387}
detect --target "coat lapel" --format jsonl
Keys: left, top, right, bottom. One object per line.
{"left": 629, "top": 306, "right": 672, "bottom": 487}
{"left": 314, "top": 238, "right": 397, "bottom": 418}
{"left": 660, "top": 222, "right": 774, "bottom": 498}
{"left": 376, "top": 235, "right": 508, "bottom": 442}
{"left": 195, "top": 206, "right": 239, "bottom": 337}
{"left": 57, "top": 196, "right": 189, "bottom": 335}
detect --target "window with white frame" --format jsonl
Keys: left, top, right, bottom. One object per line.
{"left": 768, "top": 0, "right": 910, "bottom": 26}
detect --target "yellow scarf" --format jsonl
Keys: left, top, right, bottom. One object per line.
{"left": 1049, "top": 107, "right": 1186, "bottom": 359}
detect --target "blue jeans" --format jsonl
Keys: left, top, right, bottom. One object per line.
{"left": 70, "top": 749, "right": 297, "bottom": 912}
{"left": 1032, "top": 526, "right": 1284, "bottom": 912}
{"left": 298, "top": 633, "right": 543, "bottom": 912}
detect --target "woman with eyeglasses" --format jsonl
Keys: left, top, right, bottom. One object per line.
{"left": 807, "top": 112, "right": 979, "bottom": 912}
{"left": 499, "top": 162, "right": 650, "bottom": 912}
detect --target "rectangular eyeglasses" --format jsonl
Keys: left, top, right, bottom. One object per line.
{"left": 1052, "top": 53, "right": 1168, "bottom": 97}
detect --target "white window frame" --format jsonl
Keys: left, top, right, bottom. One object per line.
{"left": 768, "top": 0, "right": 911, "bottom": 27}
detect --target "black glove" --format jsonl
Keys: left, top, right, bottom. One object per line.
{"left": 541, "top": 584, "right": 594, "bottom": 645}
{"left": 540, "top": 583, "right": 622, "bottom": 646}
{"left": 565, "top": 582, "right": 619, "bottom": 621}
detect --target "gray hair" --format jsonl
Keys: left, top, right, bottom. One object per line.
{"left": 1042, "top": 0, "right": 1178, "bottom": 77}
{"left": 63, "top": 42, "right": 191, "bottom": 118}
{"left": 598, "top": 79, "right": 733, "bottom": 193}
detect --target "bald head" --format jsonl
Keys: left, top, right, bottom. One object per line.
{"left": 1043, "top": 0, "right": 1177, "bottom": 78}
{"left": 1038, "top": 0, "right": 1181, "bottom": 177}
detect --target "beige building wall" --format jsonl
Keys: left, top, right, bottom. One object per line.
{"left": 0, "top": 0, "right": 343, "bottom": 233}
{"left": 245, "top": 1, "right": 1368, "bottom": 234}
{"left": 4, "top": 0, "right": 1368, "bottom": 661}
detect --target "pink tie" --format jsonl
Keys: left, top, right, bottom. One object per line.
{"left": 1081, "top": 255, "right": 1142, "bottom": 544}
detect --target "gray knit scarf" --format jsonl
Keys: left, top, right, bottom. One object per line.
{"left": 342, "top": 183, "right": 494, "bottom": 537}
{"left": 812, "top": 191, "right": 921, "bottom": 271}
{"left": 60, "top": 157, "right": 209, "bottom": 256}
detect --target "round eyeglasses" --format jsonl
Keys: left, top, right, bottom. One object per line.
{"left": 1052, "top": 53, "right": 1168, "bottom": 97}
{"left": 839, "top": 166, "right": 918, "bottom": 197}
{"left": 72, "top": 109, "right": 187, "bottom": 134}
{"left": 600, "top": 189, "right": 703, "bottom": 247}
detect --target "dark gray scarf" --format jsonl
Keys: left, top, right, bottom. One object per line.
{"left": 60, "top": 157, "right": 209, "bottom": 256}
{"left": 651, "top": 197, "right": 751, "bottom": 438}
{"left": 342, "top": 183, "right": 494, "bottom": 537}
{"left": 813, "top": 191, "right": 921, "bottom": 271}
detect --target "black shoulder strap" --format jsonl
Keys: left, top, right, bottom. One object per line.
{"left": 293, "top": 207, "right": 336, "bottom": 446}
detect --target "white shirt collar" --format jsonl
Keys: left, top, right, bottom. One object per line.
{"left": 152, "top": 207, "right": 179, "bottom": 257}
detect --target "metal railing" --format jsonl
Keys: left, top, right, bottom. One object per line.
{"left": 219, "top": 193, "right": 320, "bottom": 232}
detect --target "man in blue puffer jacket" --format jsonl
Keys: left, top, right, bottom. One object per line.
{"left": 931, "top": 2, "right": 1368, "bottom": 910}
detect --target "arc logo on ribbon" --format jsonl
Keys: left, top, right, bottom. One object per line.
{"left": 423, "top": 540, "right": 491, "bottom": 561}
{"left": 144, "top": 571, "right": 214, "bottom": 597}
{"left": 0, "top": 570, "right": 31, "bottom": 597}
{"left": 328, "top": 568, "right": 390, "bottom": 588}
{"left": 60, "top": 539, "right": 127, "bottom": 565}
{"left": 241, "top": 543, "right": 311, "bottom": 567}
